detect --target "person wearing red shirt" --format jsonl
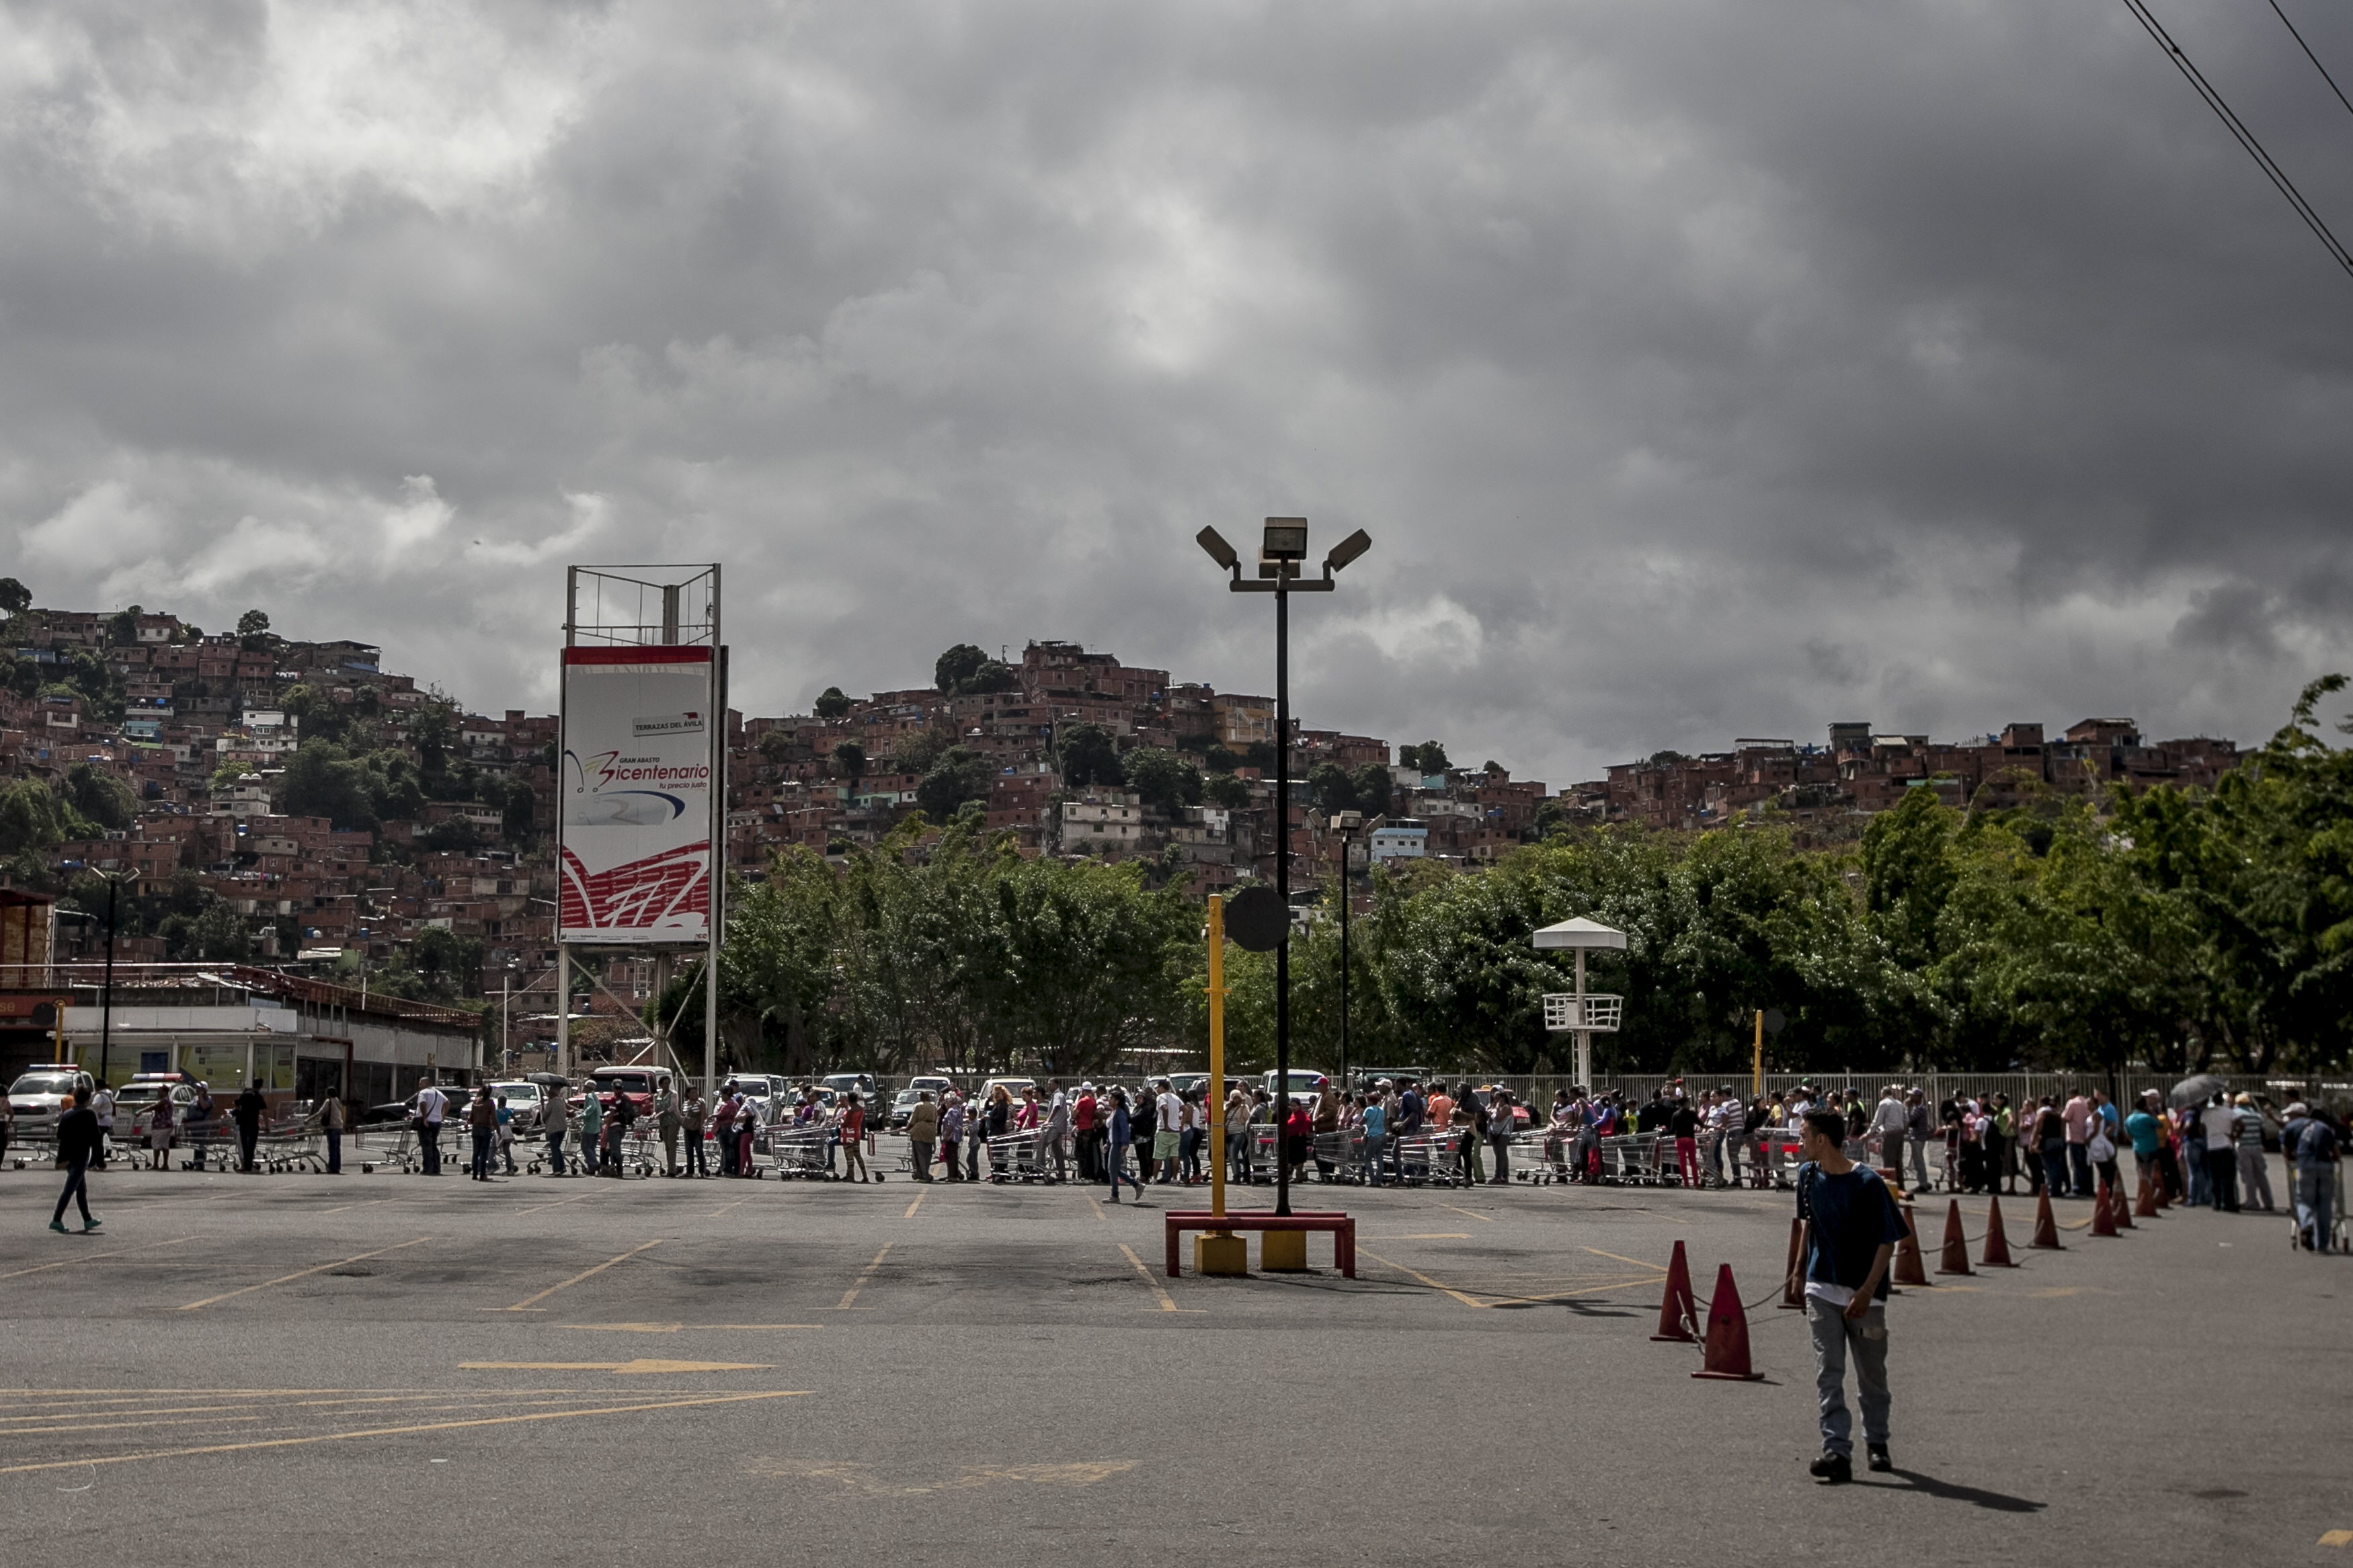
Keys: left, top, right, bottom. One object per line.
{"left": 838, "top": 1092, "right": 869, "bottom": 1183}
{"left": 1074, "top": 1085, "right": 1100, "bottom": 1181}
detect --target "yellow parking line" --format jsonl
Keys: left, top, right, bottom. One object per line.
{"left": 0, "top": 1236, "right": 199, "bottom": 1280}
{"left": 834, "top": 1243, "right": 891, "bottom": 1310}
{"left": 0, "top": 1392, "right": 805, "bottom": 1477}
{"left": 486, "top": 1239, "right": 663, "bottom": 1313}
{"left": 1355, "top": 1247, "right": 1487, "bottom": 1309}
{"left": 1583, "top": 1247, "right": 1669, "bottom": 1272}
{"left": 175, "top": 1239, "right": 430, "bottom": 1312}
{"left": 1433, "top": 1202, "right": 1497, "bottom": 1225}
{"left": 1117, "top": 1243, "right": 1202, "bottom": 1313}
{"left": 903, "top": 1189, "right": 926, "bottom": 1220}
{"left": 707, "top": 1196, "right": 754, "bottom": 1219}
{"left": 1363, "top": 1233, "right": 1471, "bottom": 1241}
{"left": 516, "top": 1189, "right": 604, "bottom": 1217}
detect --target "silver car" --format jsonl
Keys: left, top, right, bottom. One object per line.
{"left": 7, "top": 1067, "right": 94, "bottom": 1137}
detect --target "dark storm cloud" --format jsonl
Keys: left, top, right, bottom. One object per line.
{"left": 6, "top": 0, "right": 2353, "bottom": 782}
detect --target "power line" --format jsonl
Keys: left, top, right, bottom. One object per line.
{"left": 2120, "top": 0, "right": 2353, "bottom": 280}
{"left": 2266, "top": 0, "right": 2353, "bottom": 127}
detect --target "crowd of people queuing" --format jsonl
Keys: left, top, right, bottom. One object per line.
{"left": 22, "top": 1057, "right": 2343, "bottom": 1253}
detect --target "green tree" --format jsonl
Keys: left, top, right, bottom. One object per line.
{"left": 1308, "top": 761, "right": 1357, "bottom": 815}
{"left": 0, "top": 577, "right": 30, "bottom": 615}
{"left": 63, "top": 763, "right": 136, "bottom": 831}
{"left": 1056, "top": 724, "right": 1121, "bottom": 789}
{"left": 834, "top": 741, "right": 868, "bottom": 783}
{"left": 1121, "top": 747, "right": 1201, "bottom": 811}
{"left": 1203, "top": 773, "right": 1251, "bottom": 809}
{"left": 916, "top": 747, "right": 995, "bottom": 820}
{"left": 0, "top": 779, "right": 81, "bottom": 854}
{"left": 237, "top": 609, "right": 271, "bottom": 637}
{"left": 934, "top": 644, "right": 986, "bottom": 693}
{"left": 886, "top": 729, "right": 949, "bottom": 776}
{"left": 813, "top": 687, "right": 852, "bottom": 720}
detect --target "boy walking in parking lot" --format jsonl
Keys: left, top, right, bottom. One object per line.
{"left": 1791, "top": 1106, "right": 1907, "bottom": 1483}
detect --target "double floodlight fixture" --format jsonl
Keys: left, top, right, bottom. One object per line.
{"left": 1195, "top": 518, "right": 1372, "bottom": 593}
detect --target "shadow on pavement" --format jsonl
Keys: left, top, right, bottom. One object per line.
{"left": 1868, "top": 1469, "right": 2046, "bottom": 1513}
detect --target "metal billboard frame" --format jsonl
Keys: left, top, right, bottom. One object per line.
{"left": 559, "top": 564, "right": 725, "bottom": 1101}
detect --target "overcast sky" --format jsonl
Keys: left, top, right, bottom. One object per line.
{"left": 8, "top": 1, "right": 2353, "bottom": 784}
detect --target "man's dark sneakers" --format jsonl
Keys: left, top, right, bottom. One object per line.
{"left": 1808, "top": 1452, "right": 1852, "bottom": 1484}
{"left": 1866, "top": 1445, "right": 1891, "bottom": 1473}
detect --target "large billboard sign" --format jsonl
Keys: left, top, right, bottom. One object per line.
{"left": 558, "top": 646, "right": 715, "bottom": 944}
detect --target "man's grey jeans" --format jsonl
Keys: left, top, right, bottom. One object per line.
{"left": 1806, "top": 1296, "right": 1890, "bottom": 1458}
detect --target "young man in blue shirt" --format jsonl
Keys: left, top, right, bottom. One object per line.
{"left": 1792, "top": 1106, "right": 1909, "bottom": 1483}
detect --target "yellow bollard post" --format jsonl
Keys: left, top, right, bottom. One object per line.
{"left": 1197, "top": 895, "right": 1246, "bottom": 1276}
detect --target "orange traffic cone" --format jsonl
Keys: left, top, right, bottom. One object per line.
{"left": 2030, "top": 1188, "right": 2063, "bottom": 1249}
{"left": 2089, "top": 1182, "right": 2119, "bottom": 1237}
{"left": 2135, "top": 1173, "right": 2159, "bottom": 1219}
{"left": 2112, "top": 1180, "right": 2135, "bottom": 1230}
{"left": 1934, "top": 1198, "right": 1974, "bottom": 1275}
{"left": 1778, "top": 1217, "right": 1805, "bottom": 1309}
{"left": 1981, "top": 1196, "right": 2018, "bottom": 1268}
{"left": 1691, "top": 1264, "right": 1765, "bottom": 1382}
{"left": 1892, "top": 1200, "right": 1929, "bottom": 1287}
{"left": 1651, "top": 1239, "right": 1699, "bottom": 1342}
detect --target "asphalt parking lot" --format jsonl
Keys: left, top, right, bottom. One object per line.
{"left": 3, "top": 1140, "right": 2347, "bottom": 1565}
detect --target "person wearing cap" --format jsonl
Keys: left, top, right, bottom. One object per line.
{"left": 2231, "top": 1094, "right": 2274, "bottom": 1212}
{"left": 2280, "top": 1102, "right": 2339, "bottom": 1250}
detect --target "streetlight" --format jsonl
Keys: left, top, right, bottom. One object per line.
{"left": 1197, "top": 518, "right": 1371, "bottom": 1219}
{"left": 63, "top": 864, "right": 136, "bottom": 1088}
{"left": 1328, "top": 809, "right": 1378, "bottom": 1092}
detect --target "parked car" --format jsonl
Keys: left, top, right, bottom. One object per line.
{"left": 483, "top": 1079, "right": 549, "bottom": 1132}
{"left": 7, "top": 1066, "right": 94, "bottom": 1135}
{"left": 588, "top": 1065, "right": 672, "bottom": 1115}
{"left": 1262, "top": 1069, "right": 1332, "bottom": 1105}
{"left": 822, "top": 1072, "right": 878, "bottom": 1100}
{"left": 112, "top": 1073, "right": 198, "bottom": 1136}
{"left": 887, "top": 1088, "right": 924, "bottom": 1130}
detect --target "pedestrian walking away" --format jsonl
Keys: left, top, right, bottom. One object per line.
{"left": 546, "top": 1085, "right": 571, "bottom": 1175}
{"left": 1105, "top": 1088, "right": 1147, "bottom": 1202}
{"left": 311, "top": 1089, "right": 344, "bottom": 1175}
{"left": 467, "top": 1086, "right": 497, "bottom": 1180}
{"left": 49, "top": 1088, "right": 101, "bottom": 1233}
{"left": 233, "top": 1080, "right": 267, "bottom": 1173}
{"left": 412, "top": 1077, "right": 448, "bottom": 1175}
{"left": 1792, "top": 1106, "right": 1907, "bottom": 1485}
{"left": 2282, "top": 1103, "right": 2341, "bottom": 1251}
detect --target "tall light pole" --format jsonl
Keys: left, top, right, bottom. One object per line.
{"left": 1328, "top": 810, "right": 1373, "bottom": 1092}
{"left": 1198, "top": 519, "right": 1371, "bottom": 1219}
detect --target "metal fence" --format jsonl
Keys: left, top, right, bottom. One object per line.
{"left": 1450, "top": 1070, "right": 2352, "bottom": 1108}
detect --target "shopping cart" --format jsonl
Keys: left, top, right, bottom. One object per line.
{"left": 1508, "top": 1131, "right": 1566, "bottom": 1185}
{"left": 768, "top": 1124, "right": 834, "bottom": 1180}
{"left": 1313, "top": 1128, "right": 1363, "bottom": 1183}
{"left": 986, "top": 1129, "right": 1047, "bottom": 1182}
{"left": 1392, "top": 1128, "right": 1463, "bottom": 1187}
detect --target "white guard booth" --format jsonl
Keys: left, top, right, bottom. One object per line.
{"left": 1531, "top": 916, "right": 1627, "bottom": 1089}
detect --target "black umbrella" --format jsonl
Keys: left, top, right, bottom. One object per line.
{"left": 2169, "top": 1073, "right": 2227, "bottom": 1108}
